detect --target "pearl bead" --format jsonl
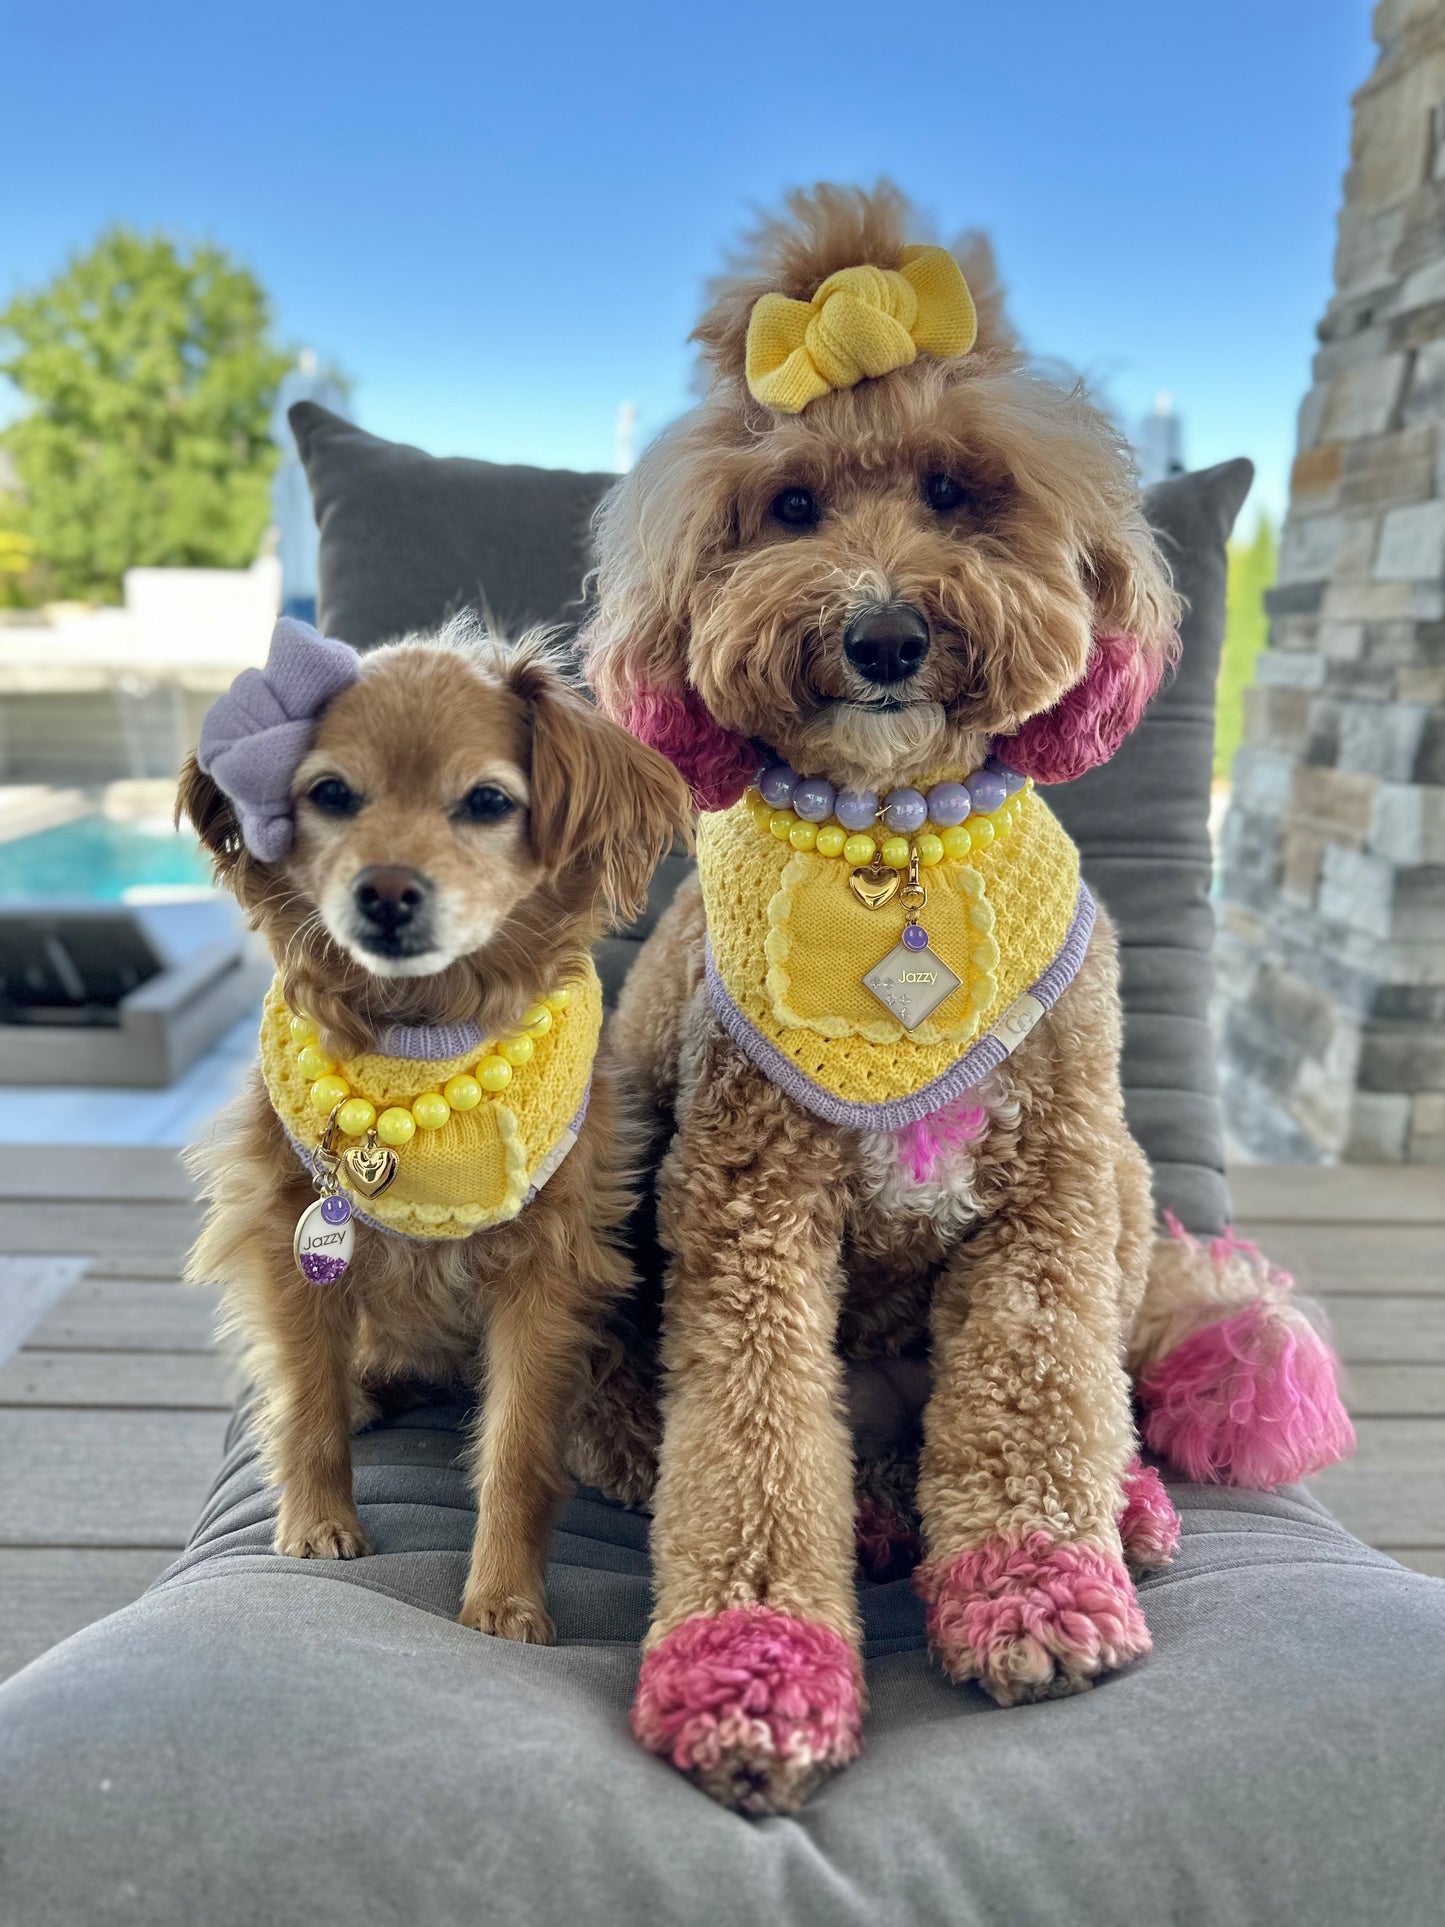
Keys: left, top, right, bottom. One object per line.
{"left": 757, "top": 763, "right": 798, "bottom": 807}
{"left": 882, "top": 788, "right": 927, "bottom": 835}
{"left": 791, "top": 777, "right": 837, "bottom": 823}
{"left": 926, "top": 781, "right": 972, "bottom": 827}
{"left": 971, "top": 816, "right": 996, "bottom": 848}
{"left": 499, "top": 1033, "right": 534, "bottom": 1067}
{"left": 814, "top": 824, "right": 847, "bottom": 856}
{"left": 336, "top": 1098, "right": 376, "bottom": 1137}
{"left": 843, "top": 833, "right": 876, "bottom": 866}
{"left": 444, "top": 1073, "right": 482, "bottom": 1111}
{"left": 881, "top": 836, "right": 911, "bottom": 868}
{"left": 916, "top": 833, "right": 944, "bottom": 867}
{"left": 289, "top": 1014, "right": 319, "bottom": 1046}
{"left": 377, "top": 1106, "right": 417, "bottom": 1146}
{"left": 940, "top": 825, "right": 973, "bottom": 859}
{"left": 749, "top": 797, "right": 774, "bottom": 833}
{"left": 521, "top": 1004, "right": 552, "bottom": 1036}
{"left": 988, "top": 756, "right": 1028, "bottom": 797}
{"left": 789, "top": 820, "right": 818, "bottom": 851}
{"left": 834, "top": 789, "right": 879, "bottom": 832}
{"left": 966, "top": 771, "right": 1008, "bottom": 816}
{"left": 297, "top": 1043, "right": 335, "bottom": 1081}
{"left": 769, "top": 811, "right": 796, "bottom": 841}
{"left": 476, "top": 1055, "right": 513, "bottom": 1092}
{"left": 544, "top": 987, "right": 571, "bottom": 1012}
{"left": 412, "top": 1091, "right": 450, "bottom": 1131}
{"left": 310, "top": 1074, "right": 350, "bottom": 1114}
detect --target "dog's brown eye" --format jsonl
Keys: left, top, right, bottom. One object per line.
{"left": 307, "top": 777, "right": 359, "bottom": 816}
{"left": 924, "top": 474, "right": 970, "bottom": 514}
{"left": 770, "top": 486, "right": 820, "bottom": 529}
{"left": 457, "top": 785, "right": 515, "bottom": 824}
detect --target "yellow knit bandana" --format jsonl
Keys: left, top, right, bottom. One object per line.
{"left": 745, "top": 247, "right": 978, "bottom": 414}
{"left": 259, "top": 961, "right": 602, "bottom": 1240}
{"left": 698, "top": 795, "right": 1090, "bottom": 1129}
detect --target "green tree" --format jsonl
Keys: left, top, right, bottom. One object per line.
{"left": 0, "top": 228, "right": 290, "bottom": 602}
{"left": 1215, "top": 512, "right": 1278, "bottom": 782}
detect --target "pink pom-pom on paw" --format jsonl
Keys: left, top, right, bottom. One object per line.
{"left": 1118, "top": 1456, "right": 1181, "bottom": 1570}
{"left": 996, "top": 629, "right": 1170, "bottom": 784}
{"left": 622, "top": 687, "right": 760, "bottom": 813}
{"left": 917, "top": 1534, "right": 1151, "bottom": 1706}
{"left": 632, "top": 1605, "right": 863, "bottom": 1815}
{"left": 1140, "top": 1299, "right": 1355, "bottom": 1488}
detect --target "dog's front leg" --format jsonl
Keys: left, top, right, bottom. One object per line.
{"left": 915, "top": 1148, "right": 1151, "bottom": 1705}
{"left": 266, "top": 1276, "right": 370, "bottom": 1560}
{"left": 632, "top": 1032, "right": 863, "bottom": 1816}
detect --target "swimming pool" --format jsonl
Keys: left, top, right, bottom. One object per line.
{"left": 0, "top": 813, "right": 214, "bottom": 903}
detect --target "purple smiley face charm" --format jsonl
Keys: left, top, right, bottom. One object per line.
{"left": 294, "top": 1194, "right": 355, "bottom": 1283}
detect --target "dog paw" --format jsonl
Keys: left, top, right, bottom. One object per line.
{"left": 917, "top": 1534, "right": 1151, "bottom": 1706}
{"left": 1118, "top": 1456, "right": 1181, "bottom": 1572}
{"left": 632, "top": 1605, "right": 863, "bottom": 1816}
{"left": 457, "top": 1588, "right": 556, "bottom": 1644}
{"left": 274, "top": 1513, "right": 371, "bottom": 1560}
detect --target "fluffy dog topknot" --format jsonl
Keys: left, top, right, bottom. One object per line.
{"left": 582, "top": 181, "right": 1180, "bottom": 809}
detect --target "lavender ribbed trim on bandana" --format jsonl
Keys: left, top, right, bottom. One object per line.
{"left": 374, "top": 1018, "right": 484, "bottom": 1059}
{"left": 704, "top": 883, "right": 1096, "bottom": 1132}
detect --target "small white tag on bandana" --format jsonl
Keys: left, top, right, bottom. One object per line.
{"left": 992, "top": 992, "right": 1046, "bottom": 1055}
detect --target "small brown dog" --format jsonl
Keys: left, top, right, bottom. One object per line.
{"left": 180, "top": 615, "right": 688, "bottom": 1642}
{"left": 577, "top": 183, "right": 1187, "bottom": 1810}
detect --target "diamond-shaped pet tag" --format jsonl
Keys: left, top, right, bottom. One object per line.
{"left": 862, "top": 940, "right": 962, "bottom": 1031}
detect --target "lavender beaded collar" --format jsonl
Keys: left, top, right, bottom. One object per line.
{"left": 755, "top": 754, "right": 1027, "bottom": 833}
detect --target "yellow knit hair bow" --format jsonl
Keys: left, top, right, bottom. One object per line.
{"left": 745, "top": 245, "right": 977, "bottom": 414}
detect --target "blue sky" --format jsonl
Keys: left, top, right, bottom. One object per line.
{"left": 3, "top": 1, "right": 1374, "bottom": 528}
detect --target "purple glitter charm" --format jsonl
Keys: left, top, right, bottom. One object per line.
{"left": 294, "top": 1195, "right": 355, "bottom": 1284}
{"left": 902, "top": 925, "right": 930, "bottom": 952}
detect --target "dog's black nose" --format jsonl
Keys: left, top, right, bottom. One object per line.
{"left": 353, "top": 866, "right": 430, "bottom": 936}
{"left": 843, "top": 603, "right": 931, "bottom": 685}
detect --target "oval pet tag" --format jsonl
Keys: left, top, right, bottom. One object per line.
{"left": 293, "top": 1194, "right": 354, "bottom": 1283}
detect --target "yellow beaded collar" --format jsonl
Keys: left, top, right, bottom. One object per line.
{"left": 698, "top": 790, "right": 1090, "bottom": 1130}
{"left": 258, "top": 960, "right": 602, "bottom": 1240}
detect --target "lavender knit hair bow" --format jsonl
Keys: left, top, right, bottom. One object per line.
{"left": 197, "top": 616, "right": 360, "bottom": 861}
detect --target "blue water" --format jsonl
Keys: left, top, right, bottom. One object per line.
{"left": 0, "top": 814, "right": 213, "bottom": 902}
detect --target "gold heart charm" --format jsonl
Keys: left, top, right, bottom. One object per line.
{"left": 849, "top": 861, "right": 901, "bottom": 911}
{"left": 341, "top": 1130, "right": 398, "bottom": 1199}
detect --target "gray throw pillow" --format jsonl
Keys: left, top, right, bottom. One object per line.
{"left": 290, "top": 402, "right": 612, "bottom": 647}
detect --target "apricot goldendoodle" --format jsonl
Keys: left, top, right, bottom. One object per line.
{"left": 573, "top": 184, "right": 1352, "bottom": 1815}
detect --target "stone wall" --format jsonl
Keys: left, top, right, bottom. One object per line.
{"left": 1217, "top": 0, "right": 1445, "bottom": 1164}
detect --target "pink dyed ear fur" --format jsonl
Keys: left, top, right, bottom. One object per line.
{"left": 624, "top": 687, "right": 760, "bottom": 812}
{"left": 995, "top": 630, "right": 1168, "bottom": 784}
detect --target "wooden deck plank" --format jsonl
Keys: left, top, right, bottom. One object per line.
{"left": 0, "top": 1409, "right": 230, "bottom": 1546}
{"left": 1310, "top": 1419, "right": 1445, "bottom": 1547}
{"left": 1343, "top": 1364, "right": 1445, "bottom": 1417}
{"left": 0, "top": 1202, "right": 200, "bottom": 1277}
{"left": 0, "top": 1145, "right": 192, "bottom": 1205}
{"left": 0, "top": 1348, "right": 235, "bottom": 1409}
{"left": 1324, "top": 1295, "right": 1445, "bottom": 1364}
{"left": 1228, "top": 1163, "right": 1445, "bottom": 1226}
{"left": 25, "top": 1278, "right": 220, "bottom": 1353}
{"left": 0, "top": 1255, "right": 89, "bottom": 1362}
{"left": 0, "top": 1549, "right": 175, "bottom": 1684}
{"left": 1224, "top": 1223, "right": 1445, "bottom": 1297}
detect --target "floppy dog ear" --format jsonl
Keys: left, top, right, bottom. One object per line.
{"left": 996, "top": 525, "right": 1180, "bottom": 784}
{"left": 585, "top": 642, "right": 759, "bottom": 815}
{"left": 512, "top": 656, "right": 693, "bottom": 923}
{"left": 175, "top": 751, "right": 270, "bottom": 904}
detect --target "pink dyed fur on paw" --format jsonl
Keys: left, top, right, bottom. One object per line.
{"left": 632, "top": 1605, "right": 863, "bottom": 1815}
{"left": 1118, "top": 1456, "right": 1181, "bottom": 1570}
{"left": 1141, "top": 1298, "right": 1355, "bottom": 1488}
{"left": 917, "top": 1534, "right": 1151, "bottom": 1706}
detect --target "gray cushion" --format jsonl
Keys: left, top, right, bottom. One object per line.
{"left": 2, "top": 1395, "right": 1442, "bottom": 1926}
{"left": 291, "top": 402, "right": 612, "bottom": 648}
